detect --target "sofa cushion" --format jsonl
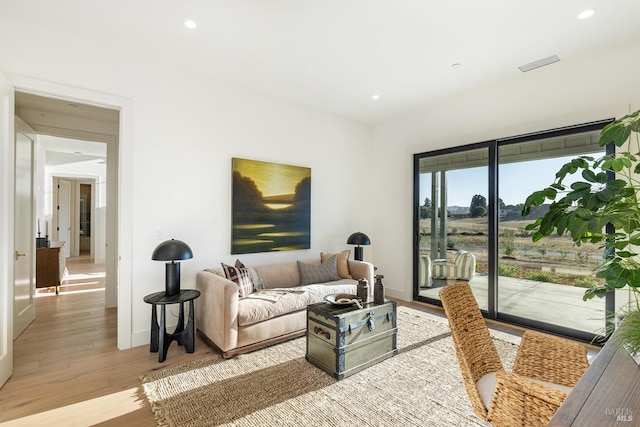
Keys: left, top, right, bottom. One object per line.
{"left": 221, "top": 261, "right": 254, "bottom": 298}
{"left": 237, "top": 281, "right": 356, "bottom": 326}
{"left": 298, "top": 254, "right": 340, "bottom": 285}
{"left": 321, "top": 250, "right": 352, "bottom": 279}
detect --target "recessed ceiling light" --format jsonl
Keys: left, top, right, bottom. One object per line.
{"left": 451, "top": 63, "right": 461, "bottom": 68}
{"left": 578, "top": 9, "right": 596, "bottom": 19}
{"left": 184, "top": 20, "right": 197, "bottom": 29}
{"left": 371, "top": 94, "right": 381, "bottom": 100}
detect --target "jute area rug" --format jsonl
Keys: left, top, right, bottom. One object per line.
{"left": 141, "top": 306, "right": 518, "bottom": 427}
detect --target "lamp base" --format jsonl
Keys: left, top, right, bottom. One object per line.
{"left": 354, "top": 246, "right": 364, "bottom": 261}
{"left": 165, "top": 262, "right": 181, "bottom": 296}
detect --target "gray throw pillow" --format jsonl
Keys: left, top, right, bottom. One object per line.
{"left": 297, "top": 254, "right": 340, "bottom": 285}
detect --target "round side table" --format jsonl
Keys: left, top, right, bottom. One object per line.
{"left": 143, "top": 289, "right": 200, "bottom": 362}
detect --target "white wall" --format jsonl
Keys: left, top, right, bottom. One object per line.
{"left": 127, "top": 72, "right": 372, "bottom": 344}
{"left": 372, "top": 43, "right": 640, "bottom": 301}
{"left": 0, "top": 35, "right": 372, "bottom": 347}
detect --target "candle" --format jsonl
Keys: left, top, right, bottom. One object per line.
{"left": 38, "top": 218, "right": 40, "bottom": 234}
{"left": 45, "top": 221, "right": 48, "bottom": 236}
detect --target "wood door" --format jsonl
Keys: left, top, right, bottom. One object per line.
{"left": 13, "top": 118, "right": 36, "bottom": 338}
{"left": 0, "top": 72, "right": 15, "bottom": 389}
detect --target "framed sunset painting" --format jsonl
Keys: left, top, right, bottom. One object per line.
{"left": 231, "top": 158, "right": 311, "bottom": 254}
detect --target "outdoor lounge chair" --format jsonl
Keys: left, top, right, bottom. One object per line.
{"left": 439, "top": 282, "right": 589, "bottom": 427}
{"left": 431, "top": 250, "right": 475, "bottom": 280}
{"left": 418, "top": 254, "right": 432, "bottom": 288}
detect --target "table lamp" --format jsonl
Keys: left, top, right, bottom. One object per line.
{"left": 152, "top": 239, "right": 193, "bottom": 296}
{"left": 347, "top": 232, "right": 371, "bottom": 261}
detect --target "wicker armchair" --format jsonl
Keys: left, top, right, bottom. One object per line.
{"left": 439, "top": 282, "right": 589, "bottom": 427}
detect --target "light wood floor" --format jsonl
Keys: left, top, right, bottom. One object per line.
{"left": 0, "top": 255, "right": 213, "bottom": 426}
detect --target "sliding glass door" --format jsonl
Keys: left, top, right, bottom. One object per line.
{"left": 415, "top": 146, "right": 490, "bottom": 310}
{"left": 414, "top": 120, "right": 613, "bottom": 342}
{"left": 497, "top": 132, "right": 607, "bottom": 337}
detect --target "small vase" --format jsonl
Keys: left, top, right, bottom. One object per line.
{"left": 357, "top": 278, "right": 369, "bottom": 302}
{"left": 374, "top": 275, "right": 385, "bottom": 304}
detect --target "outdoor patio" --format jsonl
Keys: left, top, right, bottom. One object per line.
{"left": 419, "top": 273, "right": 607, "bottom": 336}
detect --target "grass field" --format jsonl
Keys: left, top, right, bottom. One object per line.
{"left": 419, "top": 216, "right": 604, "bottom": 287}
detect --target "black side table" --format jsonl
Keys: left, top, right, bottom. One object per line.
{"left": 143, "top": 289, "right": 201, "bottom": 362}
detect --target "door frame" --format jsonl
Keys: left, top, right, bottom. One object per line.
{"left": 8, "top": 73, "right": 134, "bottom": 350}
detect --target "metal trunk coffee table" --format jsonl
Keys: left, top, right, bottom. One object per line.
{"left": 305, "top": 299, "right": 397, "bottom": 380}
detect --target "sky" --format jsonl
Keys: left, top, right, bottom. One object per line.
{"left": 419, "top": 156, "right": 585, "bottom": 207}
{"left": 233, "top": 158, "right": 311, "bottom": 197}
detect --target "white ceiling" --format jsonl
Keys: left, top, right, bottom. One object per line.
{"left": 15, "top": 92, "right": 115, "bottom": 164}
{"left": 5, "top": 0, "right": 640, "bottom": 124}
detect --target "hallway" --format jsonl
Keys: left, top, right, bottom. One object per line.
{"left": 0, "top": 256, "right": 212, "bottom": 425}
{"left": 38, "top": 254, "right": 106, "bottom": 296}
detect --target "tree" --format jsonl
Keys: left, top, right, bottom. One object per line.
{"left": 469, "top": 194, "right": 487, "bottom": 217}
{"left": 420, "top": 196, "right": 432, "bottom": 219}
{"left": 291, "top": 176, "right": 311, "bottom": 211}
{"left": 232, "top": 171, "right": 268, "bottom": 212}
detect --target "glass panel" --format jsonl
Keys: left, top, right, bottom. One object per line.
{"left": 498, "top": 135, "right": 606, "bottom": 335}
{"left": 417, "top": 147, "right": 489, "bottom": 309}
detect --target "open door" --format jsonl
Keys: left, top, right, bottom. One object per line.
{"left": 13, "top": 118, "right": 36, "bottom": 338}
{"left": 0, "top": 72, "right": 15, "bottom": 388}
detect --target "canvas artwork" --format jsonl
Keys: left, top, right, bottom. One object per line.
{"left": 231, "top": 158, "right": 311, "bottom": 254}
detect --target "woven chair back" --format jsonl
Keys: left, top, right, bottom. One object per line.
{"left": 439, "top": 282, "right": 503, "bottom": 419}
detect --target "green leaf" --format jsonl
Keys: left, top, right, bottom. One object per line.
{"left": 616, "top": 251, "right": 637, "bottom": 258}
{"left": 583, "top": 286, "right": 608, "bottom": 301}
{"left": 570, "top": 181, "right": 591, "bottom": 191}
{"left": 595, "top": 188, "right": 614, "bottom": 202}
{"left": 600, "top": 120, "right": 633, "bottom": 147}
{"left": 595, "top": 172, "right": 609, "bottom": 184}
{"left": 582, "top": 169, "right": 597, "bottom": 182}
{"left": 610, "top": 158, "right": 627, "bottom": 172}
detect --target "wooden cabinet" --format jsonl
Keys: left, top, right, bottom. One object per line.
{"left": 36, "top": 242, "right": 66, "bottom": 294}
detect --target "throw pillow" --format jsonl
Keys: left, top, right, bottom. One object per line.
{"left": 297, "top": 254, "right": 340, "bottom": 286}
{"left": 235, "top": 259, "right": 264, "bottom": 290}
{"left": 321, "top": 250, "right": 352, "bottom": 279}
{"left": 221, "top": 261, "right": 254, "bottom": 298}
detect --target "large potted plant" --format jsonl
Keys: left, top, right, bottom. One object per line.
{"left": 522, "top": 109, "right": 640, "bottom": 353}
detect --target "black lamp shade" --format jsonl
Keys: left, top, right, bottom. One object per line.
{"left": 152, "top": 239, "right": 193, "bottom": 261}
{"left": 152, "top": 239, "right": 193, "bottom": 296}
{"left": 347, "top": 232, "right": 371, "bottom": 246}
{"left": 347, "top": 232, "right": 371, "bottom": 261}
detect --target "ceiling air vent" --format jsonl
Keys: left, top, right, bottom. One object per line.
{"left": 518, "top": 55, "right": 561, "bottom": 73}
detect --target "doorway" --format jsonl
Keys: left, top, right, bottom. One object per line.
{"left": 14, "top": 91, "right": 119, "bottom": 323}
